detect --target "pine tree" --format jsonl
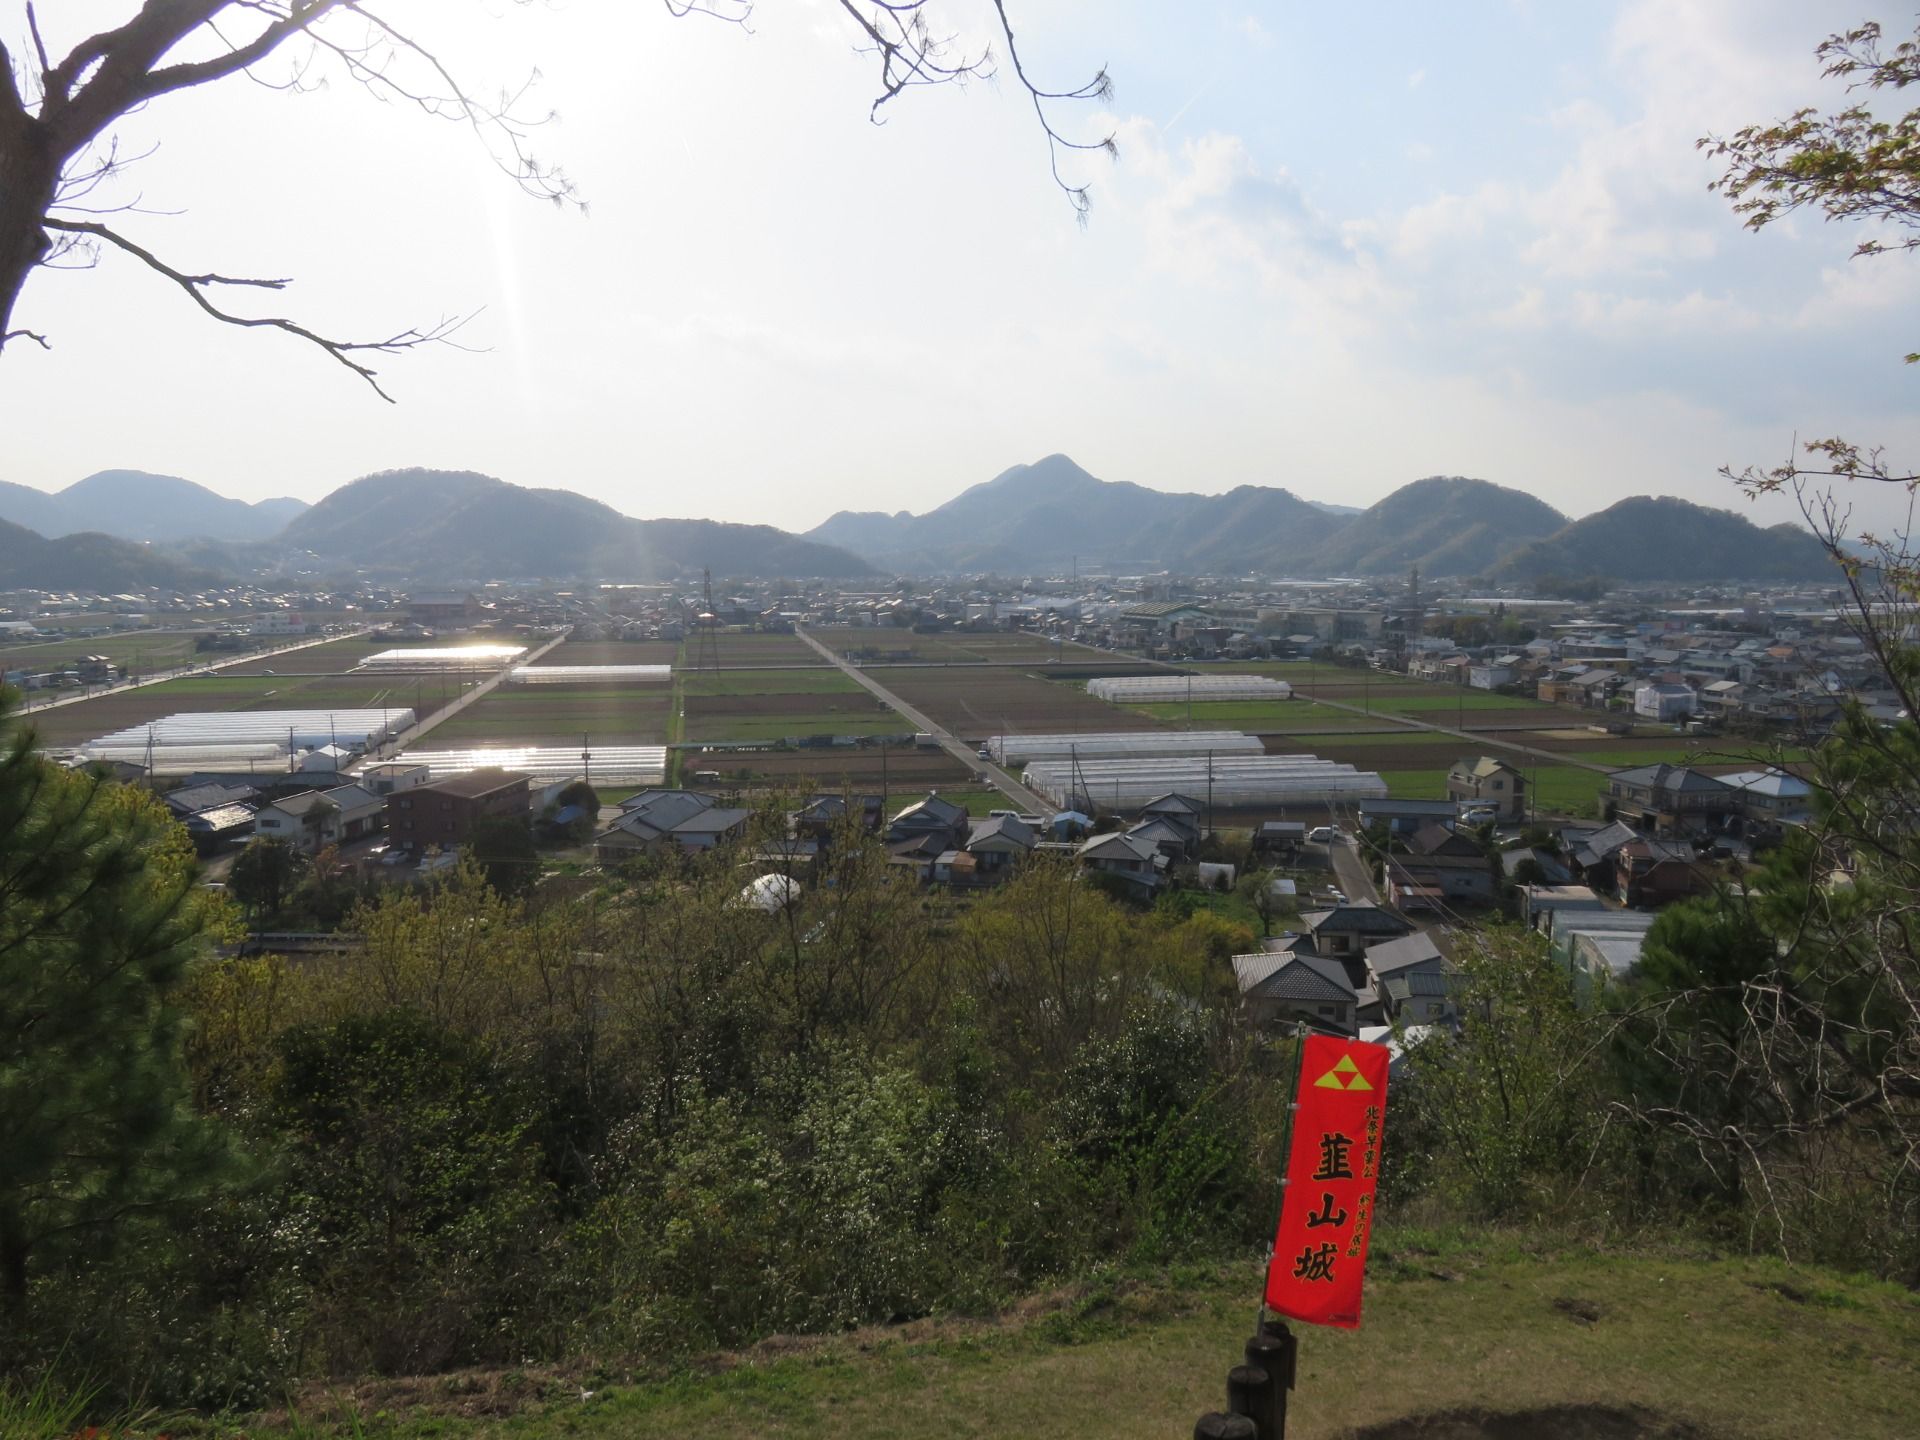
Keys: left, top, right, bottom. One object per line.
{"left": 0, "top": 696, "right": 237, "bottom": 1313}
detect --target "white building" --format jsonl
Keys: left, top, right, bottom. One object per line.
{"left": 1633, "top": 683, "right": 1697, "bottom": 722}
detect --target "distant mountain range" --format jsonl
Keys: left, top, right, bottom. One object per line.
{"left": 0, "top": 518, "right": 219, "bottom": 591}
{"left": 806, "top": 455, "right": 1832, "bottom": 581}
{"left": 0, "top": 470, "right": 308, "bottom": 543}
{"left": 279, "top": 470, "right": 873, "bottom": 580}
{"left": 0, "top": 456, "right": 1839, "bottom": 588}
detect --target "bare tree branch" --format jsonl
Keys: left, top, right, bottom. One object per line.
{"left": 42, "top": 216, "right": 472, "bottom": 401}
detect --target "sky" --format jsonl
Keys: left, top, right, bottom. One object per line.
{"left": 2, "top": 0, "right": 1916, "bottom": 541}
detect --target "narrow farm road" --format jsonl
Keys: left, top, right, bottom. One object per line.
{"left": 793, "top": 626, "right": 1056, "bottom": 816}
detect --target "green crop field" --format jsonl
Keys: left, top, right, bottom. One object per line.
{"left": 681, "top": 669, "right": 863, "bottom": 697}
{"left": 0, "top": 629, "right": 213, "bottom": 672}
{"left": 682, "top": 711, "right": 910, "bottom": 743}
{"left": 424, "top": 687, "right": 672, "bottom": 747}
{"left": 1363, "top": 691, "right": 1554, "bottom": 714}
{"left": 1123, "top": 698, "right": 1393, "bottom": 731}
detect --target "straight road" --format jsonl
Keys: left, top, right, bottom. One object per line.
{"left": 368, "top": 629, "right": 571, "bottom": 758}
{"left": 794, "top": 626, "right": 1056, "bottom": 815}
{"left": 17, "top": 627, "right": 374, "bottom": 717}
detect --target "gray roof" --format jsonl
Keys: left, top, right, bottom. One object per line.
{"left": 166, "top": 781, "right": 257, "bottom": 815}
{"left": 1573, "top": 820, "right": 1640, "bottom": 867}
{"left": 1609, "top": 763, "right": 1733, "bottom": 795}
{"left": 892, "top": 793, "right": 968, "bottom": 828}
{"left": 970, "top": 814, "right": 1037, "bottom": 849}
{"left": 619, "top": 789, "right": 717, "bottom": 831}
{"left": 1365, "top": 931, "right": 1444, "bottom": 978}
{"left": 1078, "top": 831, "right": 1160, "bottom": 864}
{"left": 1360, "top": 798, "right": 1460, "bottom": 819}
{"left": 184, "top": 802, "right": 255, "bottom": 832}
{"left": 1304, "top": 903, "right": 1415, "bottom": 937}
{"left": 1257, "top": 952, "right": 1355, "bottom": 1004}
{"left": 1385, "top": 971, "right": 1453, "bottom": 1001}
{"left": 671, "top": 806, "right": 751, "bottom": 836}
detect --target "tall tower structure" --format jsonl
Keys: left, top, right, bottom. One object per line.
{"left": 694, "top": 567, "right": 722, "bottom": 673}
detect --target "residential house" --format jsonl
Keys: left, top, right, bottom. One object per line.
{"left": 1127, "top": 815, "right": 1198, "bottom": 863}
{"left": 1604, "top": 764, "right": 1737, "bottom": 831}
{"left": 1633, "top": 683, "right": 1697, "bottom": 722}
{"left": 1076, "top": 831, "right": 1165, "bottom": 893}
{"left": 965, "top": 813, "right": 1037, "bottom": 879}
{"left": 164, "top": 781, "right": 259, "bottom": 818}
{"left": 1138, "top": 793, "right": 1206, "bottom": 839}
{"left": 1358, "top": 798, "right": 1460, "bottom": 837}
{"left": 359, "top": 762, "right": 432, "bottom": 797}
{"left": 1252, "top": 821, "right": 1306, "bottom": 855}
{"left": 1718, "top": 768, "right": 1814, "bottom": 826}
{"left": 183, "top": 802, "right": 255, "bottom": 856}
{"left": 1446, "top": 756, "right": 1527, "bottom": 822}
{"left": 593, "top": 788, "right": 749, "bottom": 860}
{"left": 1385, "top": 853, "right": 1498, "bottom": 912}
{"left": 406, "top": 591, "right": 479, "bottom": 627}
{"left": 390, "top": 768, "right": 530, "bottom": 853}
{"left": 325, "top": 784, "right": 384, "bottom": 841}
{"left": 1232, "top": 951, "right": 1357, "bottom": 1036}
{"left": 253, "top": 789, "right": 346, "bottom": 855}
{"left": 1383, "top": 971, "right": 1457, "bottom": 1026}
{"left": 1613, "top": 837, "right": 1710, "bottom": 908}
{"left": 1406, "top": 822, "right": 1485, "bottom": 859}
{"left": 1363, "top": 931, "right": 1449, "bottom": 1027}
{"left": 791, "top": 794, "right": 884, "bottom": 842}
{"left": 886, "top": 793, "right": 971, "bottom": 851}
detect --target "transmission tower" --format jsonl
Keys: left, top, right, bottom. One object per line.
{"left": 694, "top": 567, "right": 722, "bottom": 674}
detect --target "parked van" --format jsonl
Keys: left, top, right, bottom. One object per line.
{"left": 1307, "top": 826, "right": 1339, "bottom": 844}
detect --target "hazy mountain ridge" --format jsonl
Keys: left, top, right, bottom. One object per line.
{"left": 809, "top": 458, "right": 1826, "bottom": 580}
{"left": 808, "top": 454, "right": 1340, "bottom": 573}
{"left": 1491, "top": 495, "right": 1837, "bottom": 582}
{"left": 0, "top": 518, "right": 221, "bottom": 591}
{"left": 0, "top": 470, "right": 309, "bottom": 543}
{"left": 280, "top": 469, "right": 875, "bottom": 580}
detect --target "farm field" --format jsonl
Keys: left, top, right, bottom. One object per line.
{"left": 23, "top": 671, "right": 476, "bottom": 747}
{"left": 0, "top": 629, "right": 213, "bottom": 672}
{"left": 216, "top": 633, "right": 452, "bottom": 674}
{"left": 424, "top": 686, "right": 672, "bottom": 747}
{"left": 1125, "top": 698, "right": 1395, "bottom": 732}
{"left": 879, "top": 668, "right": 1172, "bottom": 741}
{"left": 534, "top": 639, "right": 678, "bottom": 666}
{"left": 681, "top": 667, "right": 906, "bottom": 744}
{"left": 681, "top": 632, "right": 825, "bottom": 667}
{"left": 682, "top": 668, "right": 869, "bottom": 697}
{"left": 687, "top": 746, "right": 972, "bottom": 792}
{"left": 810, "top": 627, "right": 1095, "bottom": 663}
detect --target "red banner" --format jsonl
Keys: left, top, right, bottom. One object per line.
{"left": 1263, "top": 1034, "right": 1390, "bottom": 1329}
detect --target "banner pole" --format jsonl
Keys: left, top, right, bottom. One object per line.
{"left": 1256, "top": 1020, "right": 1310, "bottom": 1336}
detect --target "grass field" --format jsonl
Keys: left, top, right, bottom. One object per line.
{"left": 882, "top": 669, "right": 1171, "bottom": 742}
{"left": 1127, "top": 699, "right": 1401, "bottom": 732}
{"left": 193, "top": 1233, "right": 1920, "bottom": 1440}
{"left": 688, "top": 747, "right": 973, "bottom": 792}
{"left": 536, "top": 639, "right": 678, "bottom": 666}
{"left": 0, "top": 629, "right": 213, "bottom": 672}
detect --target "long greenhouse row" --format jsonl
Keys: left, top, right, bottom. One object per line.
{"left": 1087, "top": 675, "right": 1293, "bottom": 702}
{"left": 1020, "top": 755, "right": 1385, "bottom": 810}
{"left": 985, "top": 731, "right": 1265, "bottom": 765}
{"left": 82, "top": 708, "right": 416, "bottom": 754}
{"left": 355, "top": 646, "right": 527, "bottom": 671}
{"left": 509, "top": 664, "right": 671, "bottom": 684}
{"left": 394, "top": 744, "right": 668, "bottom": 786}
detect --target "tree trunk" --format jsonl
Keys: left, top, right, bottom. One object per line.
{"left": 0, "top": 100, "right": 58, "bottom": 345}
{"left": 0, "top": 1206, "right": 29, "bottom": 1314}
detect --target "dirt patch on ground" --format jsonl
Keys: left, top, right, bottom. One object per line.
{"left": 1342, "top": 1404, "right": 1712, "bottom": 1440}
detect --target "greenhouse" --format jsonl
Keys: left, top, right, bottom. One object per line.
{"left": 985, "top": 731, "right": 1264, "bottom": 765}
{"left": 81, "top": 708, "right": 415, "bottom": 755}
{"left": 1087, "top": 675, "right": 1292, "bottom": 703}
{"left": 509, "top": 664, "right": 671, "bottom": 684}
{"left": 71, "top": 743, "right": 295, "bottom": 775}
{"left": 355, "top": 645, "right": 527, "bottom": 671}
{"left": 395, "top": 744, "right": 668, "bottom": 786}
{"left": 1019, "top": 754, "right": 1385, "bottom": 810}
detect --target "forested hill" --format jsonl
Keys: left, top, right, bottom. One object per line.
{"left": 1490, "top": 495, "right": 1838, "bottom": 582}
{"left": 0, "top": 517, "right": 220, "bottom": 590}
{"left": 277, "top": 469, "right": 877, "bottom": 580}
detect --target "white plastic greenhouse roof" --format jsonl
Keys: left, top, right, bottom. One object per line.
{"left": 83, "top": 709, "right": 415, "bottom": 753}
{"left": 1019, "top": 754, "right": 1384, "bottom": 809}
{"left": 394, "top": 744, "right": 668, "bottom": 786}
{"left": 356, "top": 646, "right": 526, "bottom": 670}
{"left": 509, "top": 664, "right": 671, "bottom": 684}
{"left": 986, "top": 731, "right": 1264, "bottom": 764}
{"left": 1088, "top": 675, "right": 1293, "bottom": 702}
